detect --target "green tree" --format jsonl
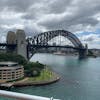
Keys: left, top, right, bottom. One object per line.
{"left": 0, "top": 53, "right": 27, "bottom": 65}
{"left": 24, "top": 61, "right": 44, "bottom": 77}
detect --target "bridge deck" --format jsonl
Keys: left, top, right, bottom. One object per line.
{"left": 0, "top": 43, "right": 85, "bottom": 50}
{"left": 29, "top": 44, "right": 85, "bottom": 50}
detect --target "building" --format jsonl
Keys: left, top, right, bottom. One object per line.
{"left": 0, "top": 62, "right": 24, "bottom": 81}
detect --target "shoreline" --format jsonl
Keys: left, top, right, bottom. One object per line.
{"left": 13, "top": 76, "right": 60, "bottom": 87}
{"left": 10, "top": 71, "right": 60, "bottom": 87}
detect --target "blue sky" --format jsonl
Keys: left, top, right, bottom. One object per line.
{"left": 0, "top": 0, "right": 100, "bottom": 48}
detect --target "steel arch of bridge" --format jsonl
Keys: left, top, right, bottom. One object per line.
{"left": 27, "top": 30, "right": 84, "bottom": 48}
{"left": 27, "top": 30, "right": 85, "bottom": 59}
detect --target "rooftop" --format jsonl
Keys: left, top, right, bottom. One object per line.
{"left": 0, "top": 66, "right": 23, "bottom": 70}
{"left": 0, "top": 61, "right": 18, "bottom": 67}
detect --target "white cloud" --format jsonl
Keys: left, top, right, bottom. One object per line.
{"left": 1, "top": 24, "right": 24, "bottom": 29}
{"left": 0, "top": 10, "right": 24, "bottom": 20}
{"left": 79, "top": 34, "right": 100, "bottom": 48}
{"left": 81, "top": 34, "right": 100, "bottom": 42}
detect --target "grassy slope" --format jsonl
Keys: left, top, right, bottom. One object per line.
{"left": 27, "top": 68, "right": 54, "bottom": 82}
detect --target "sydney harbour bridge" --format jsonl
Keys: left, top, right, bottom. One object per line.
{"left": 0, "top": 29, "right": 88, "bottom": 60}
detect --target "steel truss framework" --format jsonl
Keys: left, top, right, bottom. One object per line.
{"left": 27, "top": 30, "right": 85, "bottom": 59}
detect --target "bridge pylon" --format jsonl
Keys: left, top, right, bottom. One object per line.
{"left": 79, "top": 44, "right": 88, "bottom": 58}
{"left": 16, "top": 29, "right": 27, "bottom": 60}
{"left": 6, "top": 31, "right": 17, "bottom": 53}
{"left": 6, "top": 30, "right": 27, "bottom": 60}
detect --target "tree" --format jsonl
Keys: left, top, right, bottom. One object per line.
{"left": 24, "top": 61, "right": 44, "bottom": 77}
{"left": 0, "top": 53, "right": 27, "bottom": 65}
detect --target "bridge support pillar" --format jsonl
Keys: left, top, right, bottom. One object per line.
{"left": 16, "top": 30, "right": 27, "bottom": 60}
{"left": 79, "top": 44, "right": 88, "bottom": 58}
{"left": 6, "top": 31, "right": 17, "bottom": 53}
{"left": 79, "top": 49, "right": 87, "bottom": 58}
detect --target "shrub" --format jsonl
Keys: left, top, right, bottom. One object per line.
{"left": 24, "top": 61, "right": 44, "bottom": 77}
{"left": 0, "top": 53, "right": 27, "bottom": 65}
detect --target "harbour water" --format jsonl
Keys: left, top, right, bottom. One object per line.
{"left": 1, "top": 53, "right": 100, "bottom": 100}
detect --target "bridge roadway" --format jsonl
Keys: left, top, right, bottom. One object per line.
{"left": 0, "top": 43, "right": 85, "bottom": 50}
{"left": 28, "top": 44, "right": 85, "bottom": 50}
{"left": 0, "top": 43, "right": 86, "bottom": 60}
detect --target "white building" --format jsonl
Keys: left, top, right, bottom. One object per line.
{"left": 0, "top": 62, "right": 24, "bottom": 81}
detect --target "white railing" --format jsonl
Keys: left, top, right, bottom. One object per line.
{"left": 0, "top": 90, "right": 60, "bottom": 100}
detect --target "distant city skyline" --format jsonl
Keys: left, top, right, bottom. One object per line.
{"left": 0, "top": 0, "right": 100, "bottom": 48}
